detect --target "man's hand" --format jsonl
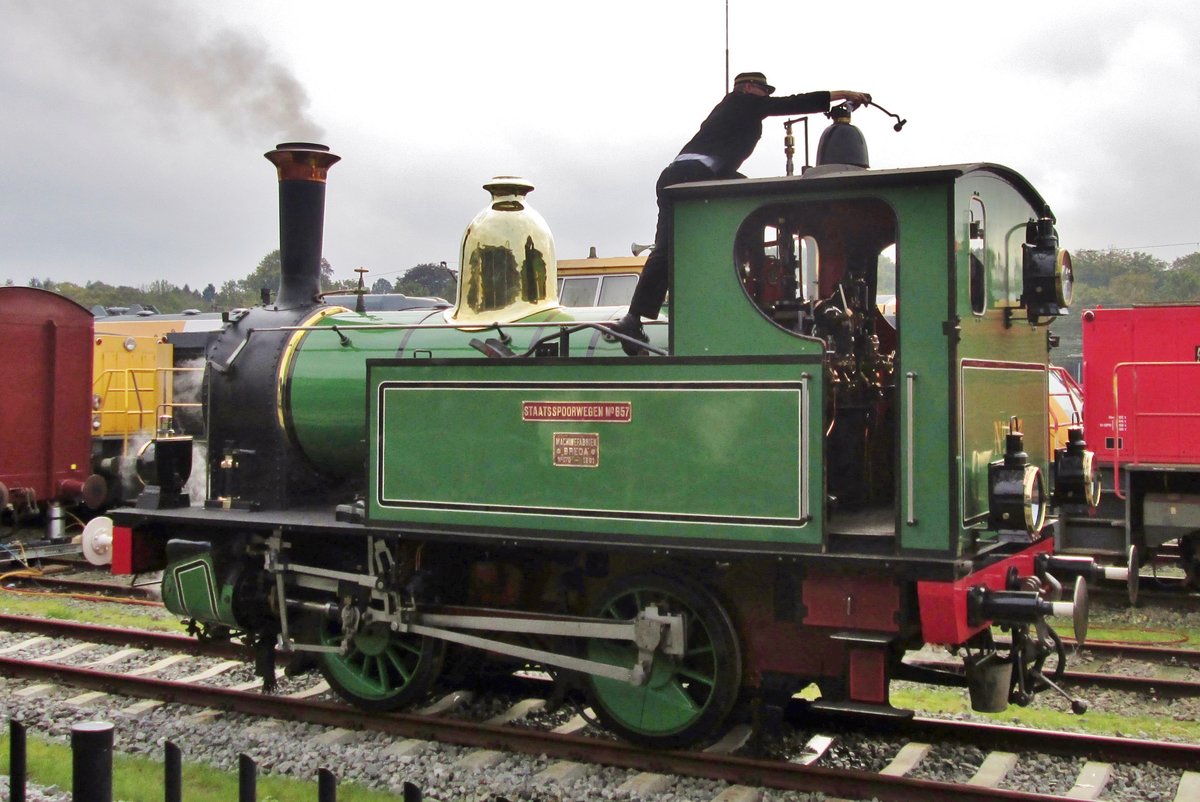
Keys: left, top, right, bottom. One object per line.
{"left": 831, "top": 90, "right": 872, "bottom": 106}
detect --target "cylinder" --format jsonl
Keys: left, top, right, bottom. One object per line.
{"left": 71, "top": 721, "right": 114, "bottom": 802}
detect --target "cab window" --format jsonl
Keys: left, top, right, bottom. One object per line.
{"left": 734, "top": 198, "right": 898, "bottom": 337}
{"left": 969, "top": 196, "right": 986, "bottom": 314}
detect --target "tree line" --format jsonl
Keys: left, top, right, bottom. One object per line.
{"left": 1051, "top": 249, "right": 1200, "bottom": 365}
{"left": 5, "top": 252, "right": 458, "bottom": 314}
{"left": 4, "top": 248, "right": 1197, "bottom": 336}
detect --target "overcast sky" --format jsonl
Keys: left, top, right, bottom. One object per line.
{"left": 3, "top": 1, "right": 1198, "bottom": 290}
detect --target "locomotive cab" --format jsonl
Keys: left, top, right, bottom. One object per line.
{"left": 667, "top": 163, "right": 1067, "bottom": 552}
{"left": 733, "top": 197, "right": 898, "bottom": 534}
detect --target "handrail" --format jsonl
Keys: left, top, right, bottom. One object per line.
{"left": 800, "top": 372, "right": 811, "bottom": 521}
{"left": 212, "top": 318, "right": 670, "bottom": 372}
{"left": 93, "top": 365, "right": 204, "bottom": 440}
{"left": 906, "top": 371, "right": 917, "bottom": 525}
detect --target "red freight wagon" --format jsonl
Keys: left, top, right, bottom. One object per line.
{"left": 0, "top": 287, "right": 104, "bottom": 528}
{"left": 1056, "top": 305, "right": 1200, "bottom": 585}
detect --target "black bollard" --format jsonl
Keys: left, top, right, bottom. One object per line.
{"left": 10, "top": 719, "right": 26, "bottom": 802}
{"left": 318, "top": 767, "right": 337, "bottom": 802}
{"left": 239, "top": 753, "right": 256, "bottom": 802}
{"left": 402, "top": 780, "right": 422, "bottom": 802}
{"left": 164, "top": 741, "right": 182, "bottom": 802}
{"left": 71, "top": 721, "right": 114, "bottom": 802}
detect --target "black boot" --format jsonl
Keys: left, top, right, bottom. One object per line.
{"left": 609, "top": 313, "right": 648, "bottom": 356}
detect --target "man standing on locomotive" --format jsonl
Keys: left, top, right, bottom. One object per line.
{"left": 609, "top": 72, "right": 872, "bottom": 355}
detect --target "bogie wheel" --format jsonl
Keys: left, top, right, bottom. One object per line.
{"left": 317, "top": 619, "right": 443, "bottom": 712}
{"left": 586, "top": 572, "right": 742, "bottom": 749}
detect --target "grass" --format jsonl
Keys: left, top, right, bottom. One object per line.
{"left": 0, "top": 733, "right": 418, "bottom": 802}
{"left": 889, "top": 685, "right": 1200, "bottom": 742}
{"left": 0, "top": 576, "right": 182, "bottom": 633}
{"left": 1086, "top": 624, "right": 1200, "bottom": 647}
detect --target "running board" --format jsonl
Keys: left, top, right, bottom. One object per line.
{"left": 807, "top": 700, "right": 914, "bottom": 719}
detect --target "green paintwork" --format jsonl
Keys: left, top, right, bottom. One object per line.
{"left": 161, "top": 554, "right": 239, "bottom": 627}
{"left": 369, "top": 358, "right": 821, "bottom": 546}
{"left": 666, "top": 176, "right": 958, "bottom": 552}
{"left": 664, "top": 166, "right": 1054, "bottom": 555}
{"left": 959, "top": 363, "right": 1049, "bottom": 525}
{"left": 286, "top": 306, "right": 666, "bottom": 480}
{"left": 954, "top": 175, "right": 1054, "bottom": 537}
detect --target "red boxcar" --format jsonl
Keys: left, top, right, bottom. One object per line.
{"left": 0, "top": 286, "right": 100, "bottom": 515}
{"left": 1057, "top": 305, "right": 1200, "bottom": 584}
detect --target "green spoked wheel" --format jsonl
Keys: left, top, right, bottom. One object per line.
{"left": 318, "top": 620, "right": 443, "bottom": 712}
{"left": 586, "top": 572, "right": 742, "bottom": 748}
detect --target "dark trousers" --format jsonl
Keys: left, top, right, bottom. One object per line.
{"left": 628, "top": 159, "right": 717, "bottom": 319}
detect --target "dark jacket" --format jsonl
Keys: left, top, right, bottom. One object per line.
{"left": 678, "top": 90, "right": 831, "bottom": 177}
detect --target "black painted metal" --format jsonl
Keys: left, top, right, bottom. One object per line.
{"left": 165, "top": 741, "right": 182, "bottom": 802}
{"left": 71, "top": 721, "right": 113, "bottom": 802}
{"left": 9, "top": 719, "right": 25, "bottom": 802}
{"left": 318, "top": 768, "right": 337, "bottom": 802}
{"left": 239, "top": 754, "right": 256, "bottom": 802}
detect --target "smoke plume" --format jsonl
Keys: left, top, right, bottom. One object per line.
{"left": 17, "top": 1, "right": 324, "bottom": 143}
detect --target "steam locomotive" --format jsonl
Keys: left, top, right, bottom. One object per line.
{"left": 103, "top": 105, "right": 1111, "bottom": 748}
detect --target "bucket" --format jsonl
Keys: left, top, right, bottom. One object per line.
{"left": 965, "top": 652, "right": 1013, "bottom": 713}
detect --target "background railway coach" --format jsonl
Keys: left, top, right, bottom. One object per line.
{"left": 106, "top": 106, "right": 1100, "bottom": 748}
{"left": 0, "top": 287, "right": 105, "bottom": 533}
{"left": 90, "top": 308, "right": 223, "bottom": 504}
{"left": 1057, "top": 304, "right": 1200, "bottom": 587}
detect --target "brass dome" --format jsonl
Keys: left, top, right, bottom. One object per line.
{"left": 451, "top": 177, "right": 559, "bottom": 325}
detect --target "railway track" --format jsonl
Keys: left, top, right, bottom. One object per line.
{"left": 2, "top": 614, "right": 1198, "bottom": 801}
{"left": 907, "top": 640, "right": 1200, "bottom": 699}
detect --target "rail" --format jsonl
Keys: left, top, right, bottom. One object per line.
{"left": 1110, "top": 360, "right": 1200, "bottom": 499}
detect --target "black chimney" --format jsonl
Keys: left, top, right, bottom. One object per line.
{"left": 264, "top": 143, "right": 340, "bottom": 309}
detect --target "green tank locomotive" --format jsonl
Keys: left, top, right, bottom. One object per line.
{"left": 109, "top": 110, "right": 1106, "bottom": 748}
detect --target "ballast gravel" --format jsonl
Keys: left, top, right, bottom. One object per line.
{"left": 1, "top": 569, "right": 1197, "bottom": 801}
{"left": 2, "top": 675, "right": 838, "bottom": 802}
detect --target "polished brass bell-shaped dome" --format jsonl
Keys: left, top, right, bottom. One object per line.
{"left": 450, "top": 177, "right": 558, "bottom": 325}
